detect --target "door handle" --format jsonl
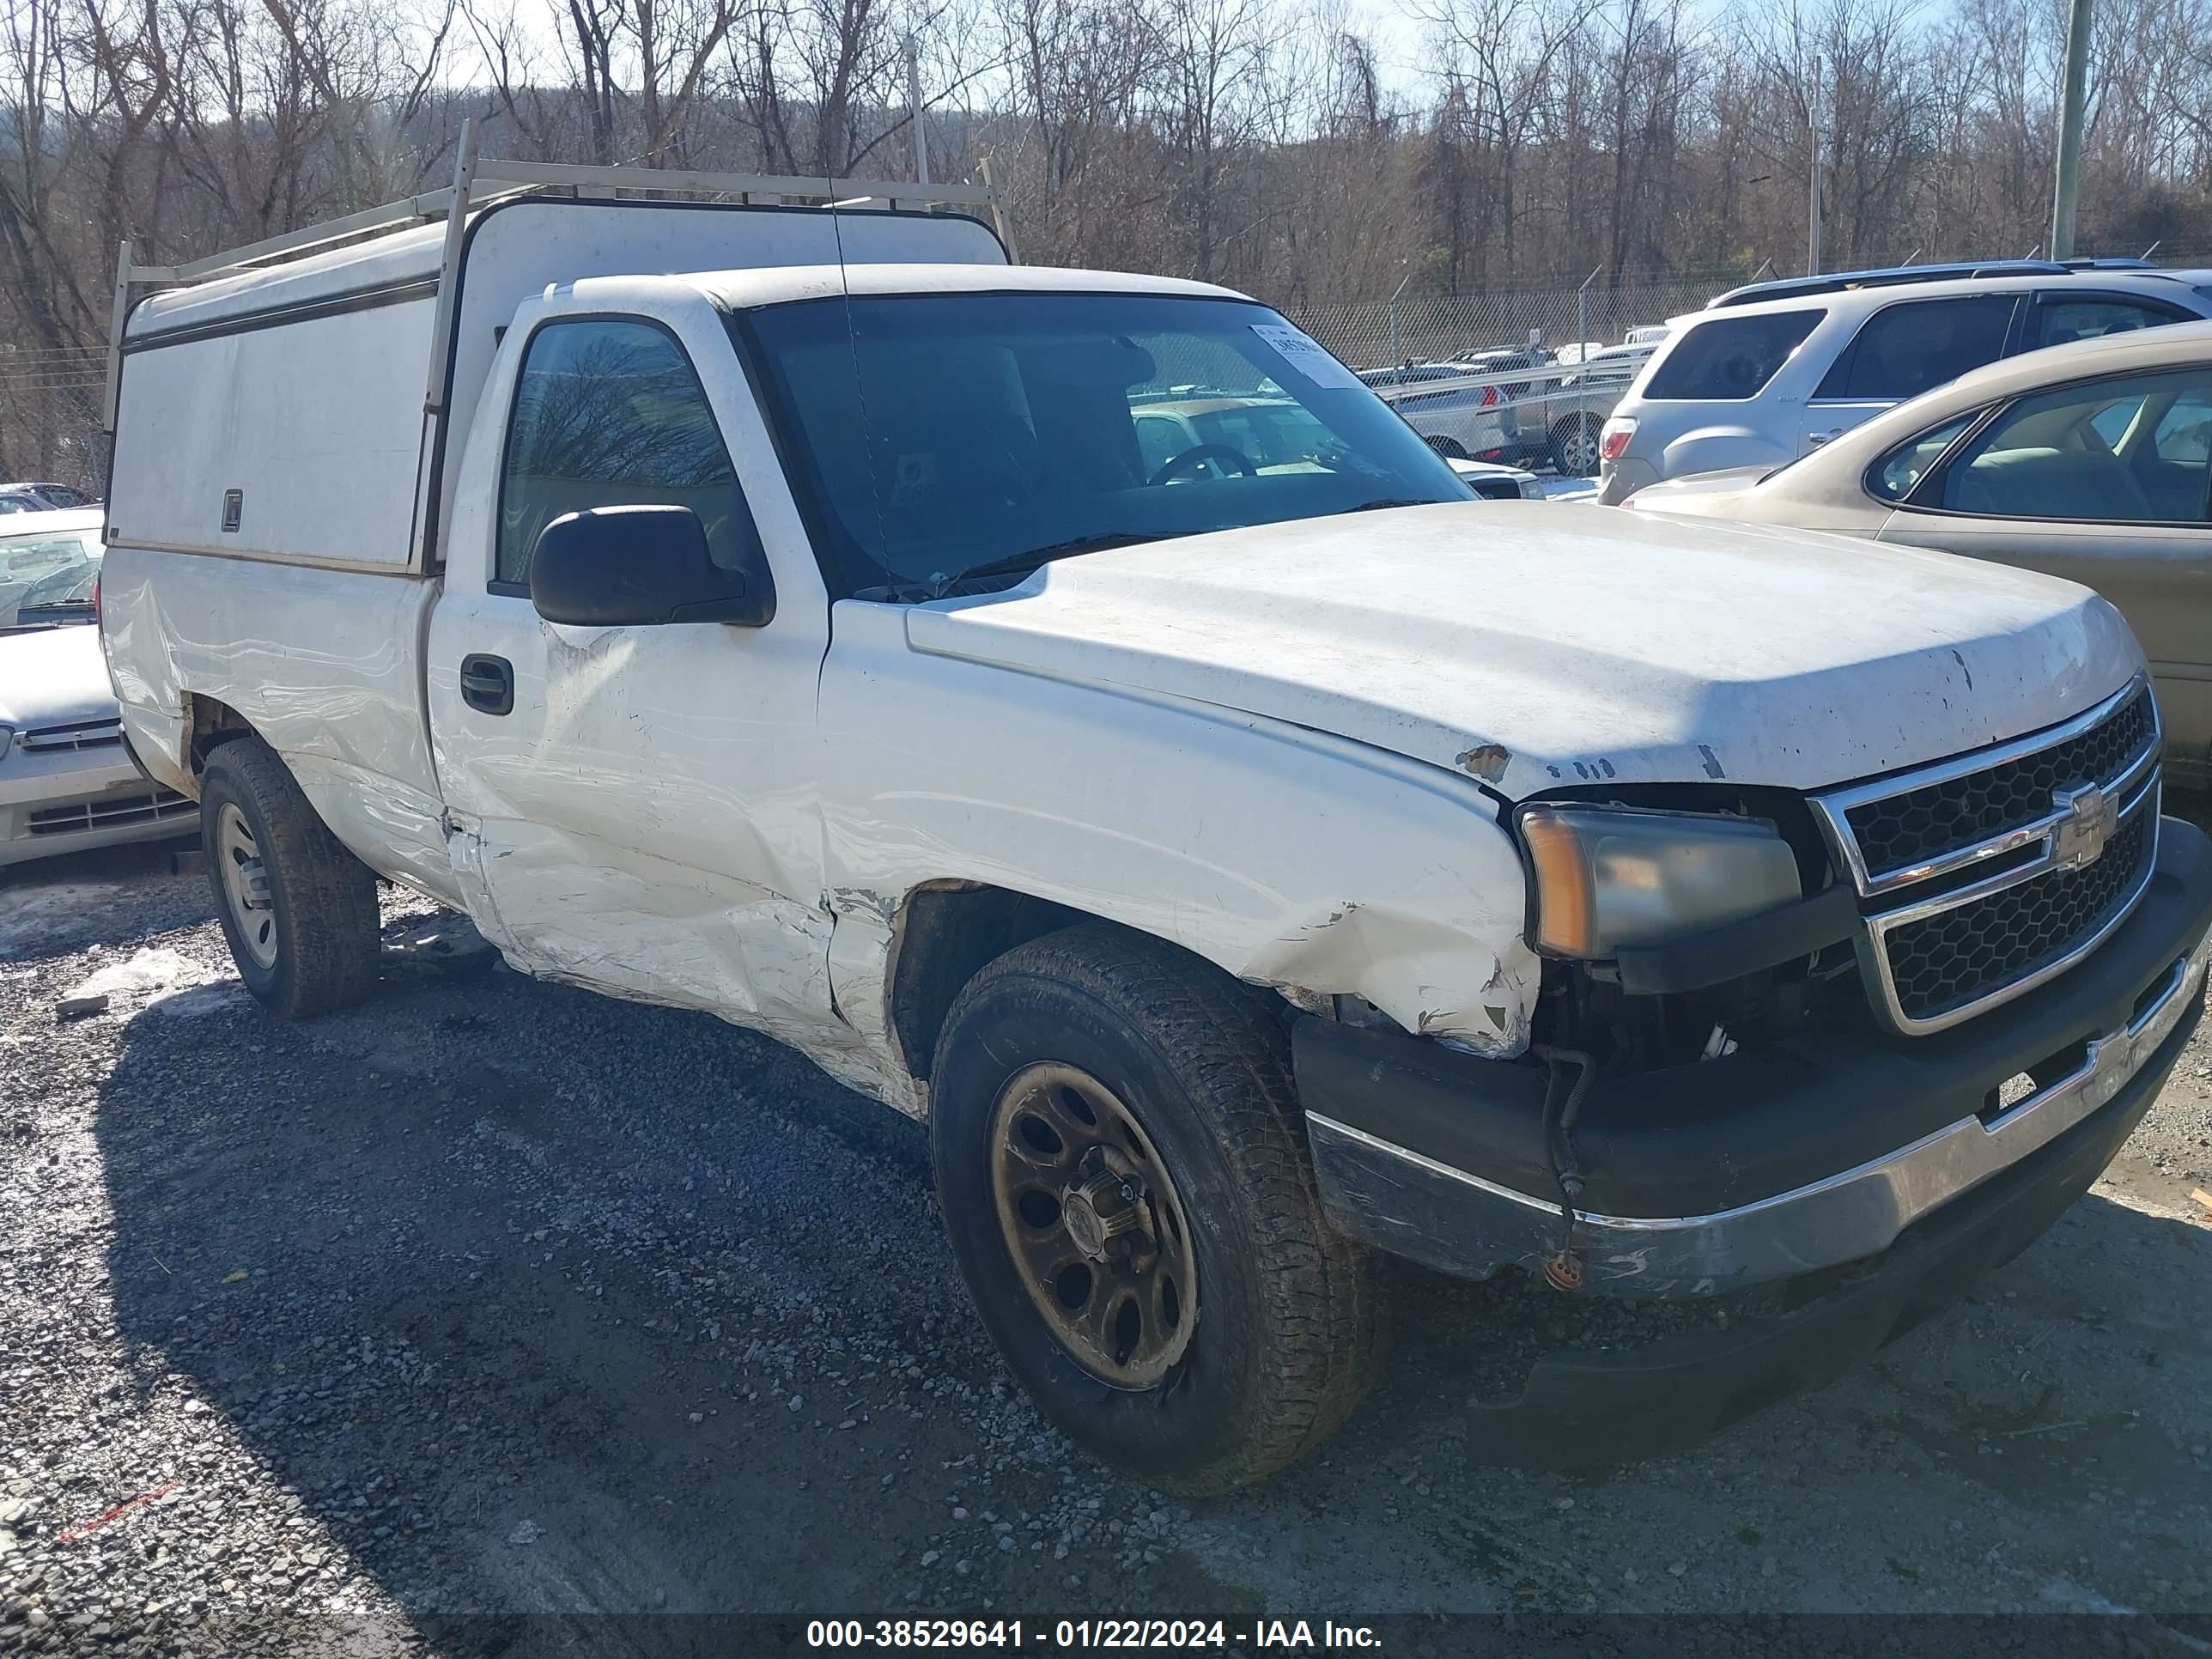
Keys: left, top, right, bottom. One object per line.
{"left": 459, "top": 653, "right": 514, "bottom": 716}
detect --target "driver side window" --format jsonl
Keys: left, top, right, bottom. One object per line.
{"left": 496, "top": 317, "right": 763, "bottom": 589}
{"left": 1940, "top": 368, "right": 2212, "bottom": 523}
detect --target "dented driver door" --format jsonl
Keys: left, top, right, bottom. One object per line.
{"left": 425, "top": 290, "right": 848, "bottom": 1061}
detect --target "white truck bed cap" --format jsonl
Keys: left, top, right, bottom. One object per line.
{"left": 106, "top": 127, "right": 1013, "bottom": 574}
{"left": 126, "top": 219, "right": 451, "bottom": 343}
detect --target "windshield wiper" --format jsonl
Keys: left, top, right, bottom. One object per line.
{"left": 1334, "top": 498, "right": 1434, "bottom": 515}
{"left": 854, "top": 532, "right": 1188, "bottom": 604}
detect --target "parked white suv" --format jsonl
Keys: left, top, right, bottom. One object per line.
{"left": 1597, "top": 269, "right": 2212, "bottom": 502}
{"left": 99, "top": 143, "right": 2212, "bottom": 1492}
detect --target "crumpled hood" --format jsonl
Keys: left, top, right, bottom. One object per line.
{"left": 0, "top": 623, "right": 118, "bottom": 732}
{"left": 906, "top": 501, "right": 2142, "bottom": 799}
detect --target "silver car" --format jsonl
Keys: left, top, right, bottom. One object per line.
{"left": 1357, "top": 364, "right": 1522, "bottom": 462}
{"left": 1, "top": 509, "right": 195, "bottom": 866}
{"left": 1598, "top": 267, "right": 2212, "bottom": 503}
{"left": 1444, "top": 346, "right": 1643, "bottom": 477}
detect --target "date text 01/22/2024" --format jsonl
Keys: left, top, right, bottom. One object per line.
{"left": 805, "top": 1620, "right": 1386, "bottom": 1650}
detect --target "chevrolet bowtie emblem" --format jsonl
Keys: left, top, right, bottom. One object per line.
{"left": 2051, "top": 782, "right": 2117, "bottom": 872}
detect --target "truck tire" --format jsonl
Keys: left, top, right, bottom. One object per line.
{"left": 199, "top": 737, "right": 380, "bottom": 1018}
{"left": 1550, "top": 413, "right": 1601, "bottom": 477}
{"left": 1423, "top": 434, "right": 1470, "bottom": 460}
{"left": 930, "top": 923, "right": 1378, "bottom": 1494}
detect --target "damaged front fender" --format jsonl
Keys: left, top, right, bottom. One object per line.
{"left": 1238, "top": 898, "right": 1537, "bottom": 1055}
{"left": 821, "top": 608, "right": 1544, "bottom": 1060}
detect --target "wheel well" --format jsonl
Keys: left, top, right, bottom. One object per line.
{"left": 890, "top": 884, "right": 1087, "bottom": 1081}
{"left": 184, "top": 695, "right": 253, "bottom": 773}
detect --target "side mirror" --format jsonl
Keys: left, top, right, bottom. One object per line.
{"left": 527, "top": 503, "right": 775, "bottom": 628}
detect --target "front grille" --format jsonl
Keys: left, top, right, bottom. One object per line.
{"left": 27, "top": 788, "right": 192, "bottom": 836}
{"left": 1881, "top": 806, "right": 2154, "bottom": 1024}
{"left": 1814, "top": 676, "right": 2163, "bottom": 1034}
{"left": 20, "top": 718, "right": 125, "bottom": 753}
{"left": 1844, "top": 684, "right": 2153, "bottom": 880}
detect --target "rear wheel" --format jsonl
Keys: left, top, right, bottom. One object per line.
{"left": 1550, "top": 413, "right": 1601, "bottom": 477}
{"left": 1423, "top": 434, "right": 1470, "bottom": 460}
{"left": 932, "top": 924, "right": 1378, "bottom": 1494}
{"left": 200, "top": 737, "right": 380, "bottom": 1018}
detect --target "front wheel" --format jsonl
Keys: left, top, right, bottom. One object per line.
{"left": 931, "top": 924, "right": 1378, "bottom": 1494}
{"left": 200, "top": 736, "right": 381, "bottom": 1018}
{"left": 1423, "top": 434, "right": 1470, "bottom": 460}
{"left": 1550, "top": 413, "right": 1601, "bottom": 477}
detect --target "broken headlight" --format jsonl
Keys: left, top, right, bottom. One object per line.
{"left": 1517, "top": 803, "right": 1801, "bottom": 957}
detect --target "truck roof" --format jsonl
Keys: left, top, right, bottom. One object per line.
{"left": 697, "top": 262, "right": 1246, "bottom": 310}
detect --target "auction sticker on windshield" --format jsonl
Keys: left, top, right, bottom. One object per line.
{"left": 1250, "top": 323, "right": 1364, "bottom": 391}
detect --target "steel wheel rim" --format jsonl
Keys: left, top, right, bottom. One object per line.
{"left": 988, "top": 1062, "right": 1199, "bottom": 1390}
{"left": 216, "top": 802, "right": 279, "bottom": 969}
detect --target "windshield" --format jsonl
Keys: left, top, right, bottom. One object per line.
{"left": 0, "top": 528, "right": 100, "bottom": 626}
{"left": 735, "top": 292, "right": 1468, "bottom": 598}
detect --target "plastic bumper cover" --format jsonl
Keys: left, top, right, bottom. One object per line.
{"left": 0, "top": 740, "right": 195, "bottom": 866}
{"left": 1452, "top": 1019, "right": 2197, "bottom": 1465}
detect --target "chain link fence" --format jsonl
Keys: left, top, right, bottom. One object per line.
{"left": 0, "top": 346, "right": 110, "bottom": 492}
{"left": 1279, "top": 270, "right": 1742, "bottom": 374}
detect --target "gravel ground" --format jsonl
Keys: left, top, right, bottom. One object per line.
{"left": 3, "top": 836, "right": 2211, "bottom": 1656}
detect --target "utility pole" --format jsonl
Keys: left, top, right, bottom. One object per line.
{"left": 1807, "top": 57, "right": 1824, "bottom": 276}
{"left": 2050, "top": 0, "right": 2093, "bottom": 258}
{"left": 905, "top": 36, "right": 930, "bottom": 185}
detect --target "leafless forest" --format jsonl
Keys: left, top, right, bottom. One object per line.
{"left": 6, "top": 0, "right": 2212, "bottom": 477}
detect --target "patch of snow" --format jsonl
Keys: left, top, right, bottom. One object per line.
{"left": 64, "top": 947, "right": 216, "bottom": 1012}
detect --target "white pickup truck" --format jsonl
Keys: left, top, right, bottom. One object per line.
{"left": 100, "top": 143, "right": 2212, "bottom": 1492}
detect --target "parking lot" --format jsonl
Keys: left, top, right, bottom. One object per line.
{"left": 3, "top": 833, "right": 2211, "bottom": 1655}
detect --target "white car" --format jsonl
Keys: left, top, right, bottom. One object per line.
{"left": 99, "top": 151, "right": 2212, "bottom": 1490}
{"left": 0, "top": 482, "right": 100, "bottom": 511}
{"left": 1, "top": 509, "right": 195, "bottom": 866}
{"left": 1618, "top": 321, "right": 2212, "bottom": 787}
{"left": 1597, "top": 267, "right": 2212, "bottom": 503}
{"left": 1446, "top": 454, "right": 1546, "bottom": 499}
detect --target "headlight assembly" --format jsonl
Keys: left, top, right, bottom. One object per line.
{"left": 1518, "top": 803, "right": 1802, "bottom": 957}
